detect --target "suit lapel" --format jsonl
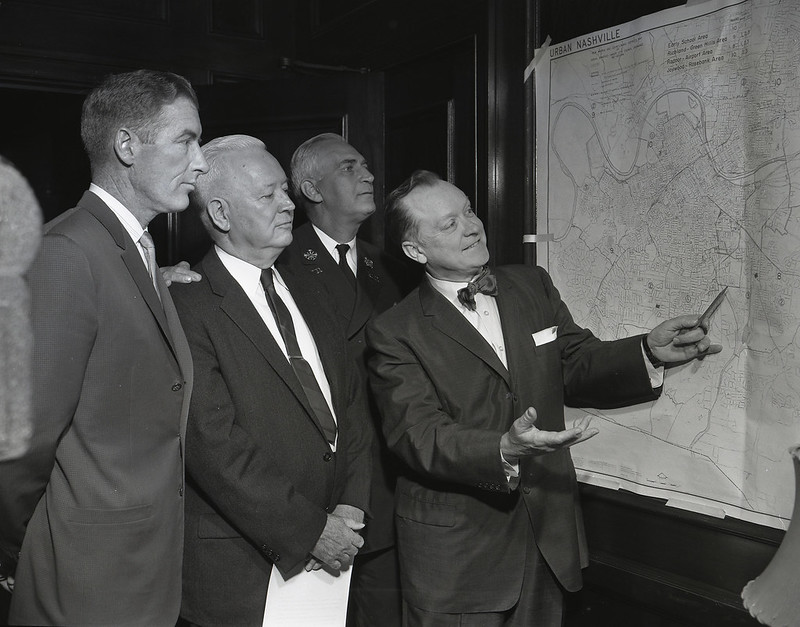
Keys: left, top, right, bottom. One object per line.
{"left": 293, "top": 225, "right": 356, "bottom": 330}
{"left": 494, "top": 273, "right": 527, "bottom": 386}
{"left": 419, "top": 279, "right": 511, "bottom": 386}
{"left": 81, "top": 193, "right": 180, "bottom": 366}
{"left": 203, "top": 250, "right": 332, "bottom": 444}
{"left": 350, "top": 240, "right": 383, "bottom": 337}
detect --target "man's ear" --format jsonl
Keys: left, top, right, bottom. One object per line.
{"left": 114, "top": 128, "right": 136, "bottom": 166}
{"left": 206, "top": 199, "right": 231, "bottom": 233}
{"left": 300, "top": 179, "right": 323, "bottom": 204}
{"left": 402, "top": 240, "right": 427, "bottom": 265}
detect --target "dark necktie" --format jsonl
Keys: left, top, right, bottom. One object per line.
{"left": 335, "top": 243, "right": 357, "bottom": 289}
{"left": 260, "top": 268, "right": 337, "bottom": 444}
{"left": 457, "top": 266, "right": 498, "bottom": 311}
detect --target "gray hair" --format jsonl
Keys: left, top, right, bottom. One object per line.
{"left": 289, "top": 133, "right": 346, "bottom": 202}
{"left": 190, "top": 134, "right": 266, "bottom": 213}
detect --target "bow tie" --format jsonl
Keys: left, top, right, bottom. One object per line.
{"left": 457, "top": 267, "right": 498, "bottom": 311}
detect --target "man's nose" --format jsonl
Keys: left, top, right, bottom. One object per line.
{"left": 463, "top": 215, "right": 481, "bottom": 235}
{"left": 192, "top": 142, "right": 209, "bottom": 174}
{"left": 280, "top": 192, "right": 295, "bottom": 211}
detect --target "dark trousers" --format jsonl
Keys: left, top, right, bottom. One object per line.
{"left": 402, "top": 526, "right": 564, "bottom": 627}
{"left": 348, "top": 545, "right": 403, "bottom": 627}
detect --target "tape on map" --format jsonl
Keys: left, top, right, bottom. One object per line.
{"left": 523, "top": 233, "right": 554, "bottom": 244}
{"left": 665, "top": 497, "right": 726, "bottom": 519}
{"left": 575, "top": 472, "right": 622, "bottom": 491}
{"left": 524, "top": 35, "right": 552, "bottom": 83}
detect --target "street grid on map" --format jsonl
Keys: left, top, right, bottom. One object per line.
{"left": 535, "top": 0, "right": 800, "bottom": 528}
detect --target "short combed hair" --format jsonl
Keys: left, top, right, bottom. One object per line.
{"left": 289, "top": 133, "right": 346, "bottom": 201}
{"left": 80, "top": 69, "right": 198, "bottom": 169}
{"left": 385, "top": 170, "right": 442, "bottom": 247}
{"left": 190, "top": 134, "right": 266, "bottom": 226}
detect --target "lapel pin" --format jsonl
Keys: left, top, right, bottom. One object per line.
{"left": 303, "top": 249, "right": 318, "bottom": 262}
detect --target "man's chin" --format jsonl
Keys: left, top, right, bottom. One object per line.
{"left": 164, "top": 194, "right": 192, "bottom": 214}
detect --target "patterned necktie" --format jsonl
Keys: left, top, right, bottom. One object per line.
{"left": 260, "top": 268, "right": 337, "bottom": 444}
{"left": 335, "top": 243, "right": 357, "bottom": 289}
{"left": 139, "top": 230, "right": 162, "bottom": 305}
{"left": 457, "top": 266, "right": 498, "bottom": 311}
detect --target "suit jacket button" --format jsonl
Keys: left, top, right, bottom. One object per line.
{"left": 323, "top": 452, "right": 333, "bottom": 462}
{"left": 172, "top": 382, "right": 183, "bottom": 392}
{"left": 273, "top": 554, "right": 280, "bottom": 562}
{"left": 522, "top": 486, "right": 531, "bottom": 494}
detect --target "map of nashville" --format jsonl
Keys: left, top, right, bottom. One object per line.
{"left": 535, "top": 0, "right": 800, "bottom": 528}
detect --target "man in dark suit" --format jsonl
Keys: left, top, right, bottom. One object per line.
{"left": 171, "top": 135, "right": 371, "bottom": 626}
{"left": 0, "top": 69, "right": 206, "bottom": 626}
{"left": 280, "top": 133, "right": 416, "bottom": 627}
{"left": 366, "top": 170, "right": 721, "bottom": 626}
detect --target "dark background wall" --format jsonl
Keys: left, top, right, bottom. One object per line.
{"left": 0, "top": 1, "right": 782, "bottom": 625}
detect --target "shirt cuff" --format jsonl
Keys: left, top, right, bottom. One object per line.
{"left": 501, "top": 451, "right": 520, "bottom": 490}
{"left": 641, "top": 340, "right": 665, "bottom": 388}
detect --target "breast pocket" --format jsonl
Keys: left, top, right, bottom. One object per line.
{"left": 531, "top": 325, "right": 558, "bottom": 347}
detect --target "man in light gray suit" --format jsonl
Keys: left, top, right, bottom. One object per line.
{"left": 0, "top": 69, "right": 207, "bottom": 626}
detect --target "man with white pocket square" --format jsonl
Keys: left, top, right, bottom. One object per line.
{"left": 366, "top": 170, "right": 721, "bottom": 626}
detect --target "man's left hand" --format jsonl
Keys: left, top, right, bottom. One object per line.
{"left": 647, "top": 314, "right": 722, "bottom": 365}
{"left": 331, "top": 504, "right": 365, "bottom": 527}
{"left": 160, "top": 261, "right": 201, "bottom": 286}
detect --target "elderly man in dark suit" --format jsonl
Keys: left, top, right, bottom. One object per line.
{"left": 0, "top": 69, "right": 205, "bottom": 626}
{"left": 366, "top": 170, "right": 721, "bottom": 626}
{"left": 280, "top": 133, "right": 417, "bottom": 627}
{"left": 171, "top": 134, "right": 371, "bottom": 626}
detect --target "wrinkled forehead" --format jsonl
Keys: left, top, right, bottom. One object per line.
{"left": 406, "top": 180, "right": 466, "bottom": 220}
{"left": 316, "top": 138, "right": 365, "bottom": 169}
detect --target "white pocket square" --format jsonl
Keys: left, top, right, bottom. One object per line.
{"left": 532, "top": 325, "right": 558, "bottom": 346}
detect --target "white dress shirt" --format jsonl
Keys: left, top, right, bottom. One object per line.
{"left": 215, "top": 245, "right": 338, "bottom": 449}
{"left": 89, "top": 183, "right": 152, "bottom": 272}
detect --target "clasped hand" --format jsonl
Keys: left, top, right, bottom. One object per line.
{"left": 307, "top": 505, "right": 365, "bottom": 572}
{"left": 500, "top": 408, "right": 598, "bottom": 466}
{"left": 647, "top": 314, "right": 722, "bottom": 365}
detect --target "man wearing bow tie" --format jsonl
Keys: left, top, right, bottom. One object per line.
{"left": 366, "top": 170, "right": 721, "bottom": 626}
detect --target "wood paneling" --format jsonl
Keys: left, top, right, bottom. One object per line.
{"left": 565, "top": 485, "right": 780, "bottom": 626}
{"left": 21, "top": 0, "right": 168, "bottom": 22}
{"left": 0, "top": 0, "right": 292, "bottom": 90}
{"left": 210, "top": 0, "right": 264, "bottom": 38}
